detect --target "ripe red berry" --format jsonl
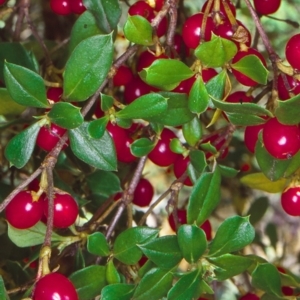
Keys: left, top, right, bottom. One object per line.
{"left": 0, "top": 0, "right": 6, "bottom": 5}
{"left": 286, "top": 34, "right": 300, "bottom": 70}
{"left": 148, "top": 128, "right": 179, "bottom": 167}
{"left": 70, "top": 0, "right": 86, "bottom": 14}
{"left": 173, "top": 156, "right": 193, "bottom": 186}
{"left": 43, "top": 192, "right": 78, "bottom": 228}
{"left": 137, "top": 51, "right": 168, "bottom": 73}
{"left": 202, "top": 133, "right": 228, "bottom": 159}
{"left": 173, "top": 33, "right": 190, "bottom": 57}
{"left": 47, "top": 87, "right": 63, "bottom": 103}
{"left": 227, "top": 91, "right": 253, "bottom": 104}
{"left": 182, "top": 13, "right": 215, "bottom": 49}
{"left": 201, "top": 0, "right": 236, "bottom": 19}
{"left": 94, "top": 103, "right": 105, "bottom": 118}
{"left": 253, "top": 0, "right": 281, "bottom": 15}
{"left": 239, "top": 293, "right": 259, "bottom": 300}
{"left": 33, "top": 273, "right": 78, "bottom": 300}
{"left": 282, "top": 286, "right": 294, "bottom": 296}
{"left": 124, "top": 76, "right": 153, "bottom": 104}
{"left": 281, "top": 186, "right": 300, "bottom": 216}
{"left": 152, "top": 0, "right": 164, "bottom": 11}
{"left": 278, "top": 74, "right": 300, "bottom": 100}
{"left": 36, "top": 124, "right": 68, "bottom": 152}
{"left": 244, "top": 122, "right": 266, "bottom": 153}
{"left": 6, "top": 191, "right": 44, "bottom": 229}
{"left": 50, "top": 0, "right": 71, "bottom": 15}
{"left": 129, "top": 1, "right": 153, "bottom": 19}
{"left": 133, "top": 178, "right": 154, "bottom": 207}
{"left": 113, "top": 65, "right": 133, "bottom": 86}
{"left": 262, "top": 117, "right": 300, "bottom": 159}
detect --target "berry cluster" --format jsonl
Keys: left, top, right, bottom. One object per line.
{"left": 50, "top": 0, "right": 86, "bottom": 15}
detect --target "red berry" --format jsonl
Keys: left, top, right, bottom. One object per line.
{"left": 47, "top": 87, "right": 63, "bottom": 103}
{"left": 262, "top": 117, "right": 300, "bottom": 159}
{"left": 6, "top": 191, "right": 44, "bottom": 229}
{"left": 200, "top": 219, "right": 212, "bottom": 241}
{"left": 138, "top": 256, "right": 148, "bottom": 266}
{"left": 182, "top": 13, "right": 215, "bottom": 49}
{"left": 137, "top": 51, "right": 168, "bottom": 73}
{"left": 133, "top": 178, "right": 154, "bottom": 207}
{"left": 282, "top": 286, "right": 294, "bottom": 296}
{"left": 286, "top": 34, "right": 300, "bottom": 70}
{"left": 113, "top": 65, "right": 133, "bottom": 86}
{"left": 33, "top": 273, "right": 78, "bottom": 300}
{"left": 244, "top": 123, "right": 266, "bottom": 153}
{"left": 281, "top": 186, "right": 300, "bottom": 216}
{"left": 173, "top": 156, "right": 193, "bottom": 186}
{"left": 173, "top": 33, "right": 190, "bottom": 57}
{"left": 227, "top": 91, "right": 253, "bottom": 104}
{"left": 124, "top": 76, "right": 153, "bottom": 104}
{"left": 253, "top": 0, "right": 281, "bottom": 15}
{"left": 36, "top": 124, "right": 68, "bottom": 152}
{"left": 240, "top": 163, "right": 251, "bottom": 172}
{"left": 94, "top": 103, "right": 105, "bottom": 118}
{"left": 239, "top": 293, "right": 259, "bottom": 300}
{"left": 232, "top": 48, "right": 267, "bottom": 86}
{"left": 28, "top": 179, "right": 40, "bottom": 192}
{"left": 201, "top": 0, "right": 236, "bottom": 18}
{"left": 70, "top": 0, "right": 86, "bottom": 14}
{"left": 148, "top": 128, "right": 180, "bottom": 167}
{"left": 0, "top": 0, "right": 6, "bottom": 5}
{"left": 278, "top": 74, "right": 300, "bottom": 100}
{"left": 43, "top": 192, "right": 78, "bottom": 228}
{"left": 129, "top": 1, "right": 153, "bottom": 19}
{"left": 153, "top": 0, "right": 164, "bottom": 11}
{"left": 50, "top": 0, "right": 71, "bottom": 15}
{"left": 202, "top": 133, "right": 228, "bottom": 159}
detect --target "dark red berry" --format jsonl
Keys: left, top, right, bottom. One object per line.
{"left": 200, "top": 219, "right": 212, "bottom": 241}
{"left": 286, "top": 34, "right": 300, "bottom": 71}
{"left": 153, "top": 0, "right": 164, "bottom": 11}
{"left": 94, "top": 103, "right": 105, "bottom": 118}
{"left": 133, "top": 178, "right": 154, "bottom": 207}
{"left": 262, "top": 117, "right": 300, "bottom": 159}
{"left": 239, "top": 293, "right": 259, "bottom": 300}
{"left": 50, "top": 0, "right": 71, "bottom": 15}
{"left": 168, "top": 209, "right": 187, "bottom": 231}
{"left": 129, "top": 1, "right": 153, "bottom": 19}
{"left": 278, "top": 74, "right": 300, "bottom": 100}
{"left": 201, "top": 0, "right": 236, "bottom": 18}
{"left": 281, "top": 186, "right": 300, "bottom": 216}
{"left": 202, "top": 133, "right": 228, "bottom": 159}
{"left": 6, "top": 191, "right": 44, "bottom": 229}
{"left": 282, "top": 286, "right": 294, "bottom": 296}
{"left": 244, "top": 122, "right": 266, "bottom": 153}
{"left": 28, "top": 179, "right": 40, "bottom": 192}
{"left": 173, "top": 156, "right": 193, "bottom": 186}
{"left": 113, "top": 65, "right": 133, "bottom": 86}
{"left": 138, "top": 256, "right": 148, "bottom": 267}
{"left": 173, "top": 33, "right": 190, "bottom": 57}
{"left": 0, "top": 0, "right": 6, "bottom": 5}
{"left": 70, "top": 0, "right": 86, "bottom": 14}
{"left": 124, "top": 76, "right": 153, "bottom": 104}
{"left": 47, "top": 87, "right": 63, "bottom": 103}
{"left": 33, "top": 273, "right": 78, "bottom": 300}
{"left": 227, "top": 91, "right": 253, "bottom": 104}
{"left": 253, "top": 0, "right": 281, "bottom": 15}
{"left": 137, "top": 51, "right": 168, "bottom": 73}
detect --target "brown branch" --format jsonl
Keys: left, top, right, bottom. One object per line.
{"left": 166, "top": 0, "right": 178, "bottom": 48}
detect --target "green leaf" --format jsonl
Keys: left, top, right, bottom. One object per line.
{"left": 167, "top": 269, "right": 202, "bottom": 300}
{"left": 116, "top": 93, "right": 168, "bottom": 120}
{"left": 0, "top": 276, "right": 9, "bottom": 300}
{"left": 206, "top": 70, "right": 226, "bottom": 107}
{"left": 246, "top": 197, "right": 269, "bottom": 225}
{"left": 252, "top": 263, "right": 282, "bottom": 297}
{"left": 182, "top": 116, "right": 203, "bottom": 147}
{"left": 187, "top": 150, "right": 207, "bottom": 184}
{"left": 87, "top": 232, "right": 110, "bottom": 256}
{"left": 208, "top": 216, "right": 255, "bottom": 257}
{"left": 86, "top": 170, "right": 121, "bottom": 197}
{"left": 0, "top": 88, "right": 26, "bottom": 115}
{"left": 48, "top": 102, "right": 83, "bottom": 129}
{"left": 101, "top": 284, "right": 135, "bottom": 300}
{"left": 265, "top": 223, "right": 278, "bottom": 249}
{"left": 7, "top": 221, "right": 65, "bottom": 247}
{"left": 240, "top": 172, "right": 286, "bottom": 193}
{"left": 275, "top": 94, "right": 300, "bottom": 125}
{"left": 124, "top": 15, "right": 153, "bottom": 46}
{"left": 69, "top": 122, "right": 117, "bottom": 171}
{"left": 208, "top": 254, "right": 253, "bottom": 281}
{"left": 5, "top": 121, "right": 41, "bottom": 168}
{"left": 195, "top": 35, "right": 237, "bottom": 68}
{"left": 4, "top": 62, "right": 49, "bottom": 108}
{"left": 188, "top": 76, "right": 210, "bottom": 114}
{"left": 169, "top": 138, "right": 186, "bottom": 154}
{"left": 187, "top": 167, "right": 221, "bottom": 225}
{"left": 64, "top": 34, "right": 113, "bottom": 101}
{"left": 69, "top": 265, "right": 107, "bottom": 300}
{"left": 218, "top": 165, "right": 239, "bottom": 178}
{"left": 83, "top": 0, "right": 121, "bottom": 33}
{"left": 130, "top": 138, "right": 155, "bottom": 157}
{"left": 178, "top": 225, "right": 207, "bottom": 264}
{"left": 231, "top": 55, "right": 269, "bottom": 85}
{"left": 101, "top": 93, "right": 114, "bottom": 111}
{"left": 113, "top": 227, "right": 158, "bottom": 265}
{"left": 284, "top": 150, "right": 300, "bottom": 177}
{"left": 138, "top": 235, "right": 183, "bottom": 269}
{"left": 106, "top": 260, "right": 121, "bottom": 284}
{"left": 226, "top": 113, "right": 268, "bottom": 126}
{"left": 139, "top": 59, "right": 194, "bottom": 90}
{"left": 87, "top": 116, "right": 109, "bottom": 139}
{"left": 132, "top": 268, "right": 173, "bottom": 300}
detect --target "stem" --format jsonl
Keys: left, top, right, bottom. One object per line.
{"left": 166, "top": 0, "right": 178, "bottom": 48}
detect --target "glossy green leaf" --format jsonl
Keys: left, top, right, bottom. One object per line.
{"left": 113, "top": 227, "right": 158, "bottom": 265}
{"left": 252, "top": 263, "right": 282, "bottom": 297}
{"left": 226, "top": 112, "right": 268, "bottom": 126}
{"left": 284, "top": 150, "right": 300, "bottom": 177}
{"left": 124, "top": 16, "right": 153, "bottom": 46}
{"left": 138, "top": 235, "right": 182, "bottom": 269}
{"left": 5, "top": 121, "right": 41, "bottom": 168}
{"left": 48, "top": 102, "right": 83, "bottom": 129}
{"left": 130, "top": 138, "right": 155, "bottom": 157}
{"left": 182, "top": 116, "right": 202, "bottom": 147}
{"left": 275, "top": 94, "right": 300, "bottom": 125}
{"left": 132, "top": 268, "right": 173, "bottom": 300}
{"left": 187, "top": 167, "right": 221, "bottom": 225}
{"left": 169, "top": 138, "right": 186, "bottom": 154}
{"left": 69, "top": 122, "right": 117, "bottom": 171}
{"left": 87, "top": 232, "right": 110, "bottom": 256}
{"left": 265, "top": 223, "right": 278, "bottom": 249}
{"left": 247, "top": 197, "right": 269, "bottom": 225}
{"left": 83, "top": 0, "right": 121, "bottom": 33}
{"left": 4, "top": 62, "right": 49, "bottom": 108}
{"left": 178, "top": 225, "right": 207, "bottom": 264}
{"left": 167, "top": 269, "right": 202, "bottom": 300}
{"left": 0, "top": 88, "right": 26, "bottom": 115}
{"left": 64, "top": 34, "right": 113, "bottom": 101}
{"left": 206, "top": 70, "right": 226, "bottom": 107}
{"left": 240, "top": 172, "right": 286, "bottom": 193}
{"left": 195, "top": 35, "right": 237, "bottom": 67}
{"left": 69, "top": 265, "right": 107, "bottom": 300}
{"left": 0, "top": 276, "right": 9, "bottom": 300}
{"left": 101, "top": 284, "right": 135, "bottom": 300}
{"left": 87, "top": 116, "right": 109, "bottom": 139}
{"left": 231, "top": 55, "right": 269, "bottom": 85}
{"left": 208, "top": 216, "right": 255, "bottom": 257}
{"left": 116, "top": 93, "right": 167, "bottom": 120}
{"left": 187, "top": 150, "right": 207, "bottom": 184}
{"left": 106, "top": 260, "right": 121, "bottom": 284}
{"left": 208, "top": 254, "right": 253, "bottom": 281}
{"left": 140, "top": 59, "right": 194, "bottom": 90}
{"left": 218, "top": 165, "right": 239, "bottom": 178}
{"left": 101, "top": 93, "right": 114, "bottom": 111}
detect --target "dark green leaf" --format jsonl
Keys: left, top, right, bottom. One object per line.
{"left": 208, "top": 216, "right": 255, "bottom": 257}
{"left": 69, "top": 265, "right": 107, "bottom": 300}
{"left": 169, "top": 138, "right": 186, "bottom": 154}
{"left": 231, "top": 55, "right": 269, "bottom": 85}
{"left": 4, "top": 62, "right": 49, "bottom": 108}
{"left": 0, "top": 88, "right": 26, "bottom": 115}
{"left": 138, "top": 235, "right": 182, "bottom": 269}
{"left": 247, "top": 197, "right": 269, "bottom": 225}
{"left": 265, "top": 223, "right": 278, "bottom": 249}
{"left": 106, "top": 260, "right": 121, "bottom": 284}
{"left": 182, "top": 117, "right": 203, "bottom": 147}
{"left": 87, "top": 232, "right": 110, "bottom": 256}
{"left": 101, "top": 284, "right": 135, "bottom": 300}
{"left": 124, "top": 16, "right": 153, "bottom": 46}
{"left": 178, "top": 225, "right": 207, "bottom": 263}
{"left": 187, "top": 150, "right": 207, "bottom": 184}
{"left": 64, "top": 34, "right": 113, "bottom": 101}
{"left": 101, "top": 93, "right": 114, "bottom": 111}
{"left": 195, "top": 35, "right": 237, "bottom": 68}
{"left": 132, "top": 268, "right": 173, "bottom": 300}
{"left": 130, "top": 138, "right": 155, "bottom": 157}
{"left": 5, "top": 121, "right": 40, "bottom": 168}
{"left": 284, "top": 150, "right": 300, "bottom": 177}
{"left": 113, "top": 227, "right": 158, "bottom": 265}
{"left": 218, "top": 165, "right": 239, "bottom": 178}
{"left": 206, "top": 70, "right": 226, "bottom": 107}
{"left": 275, "top": 94, "right": 300, "bottom": 125}
{"left": 87, "top": 116, "right": 109, "bottom": 139}
{"left": 69, "top": 122, "right": 117, "bottom": 171}
{"left": 0, "top": 276, "right": 9, "bottom": 300}
{"left": 226, "top": 112, "right": 268, "bottom": 126}
{"left": 83, "top": 0, "right": 121, "bottom": 33}
{"left": 260, "top": 294, "right": 285, "bottom": 300}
